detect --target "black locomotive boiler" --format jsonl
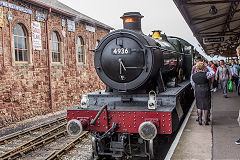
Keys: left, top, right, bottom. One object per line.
{"left": 67, "top": 12, "right": 194, "bottom": 160}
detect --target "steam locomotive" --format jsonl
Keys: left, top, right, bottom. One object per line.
{"left": 67, "top": 12, "right": 194, "bottom": 160}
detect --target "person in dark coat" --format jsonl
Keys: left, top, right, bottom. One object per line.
{"left": 191, "top": 57, "right": 210, "bottom": 122}
{"left": 191, "top": 62, "right": 215, "bottom": 125}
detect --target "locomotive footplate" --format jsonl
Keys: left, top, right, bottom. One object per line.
{"left": 67, "top": 80, "right": 193, "bottom": 135}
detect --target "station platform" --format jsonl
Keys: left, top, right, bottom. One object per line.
{"left": 170, "top": 90, "right": 240, "bottom": 160}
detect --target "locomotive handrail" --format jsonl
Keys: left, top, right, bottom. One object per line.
{"left": 90, "top": 105, "right": 107, "bottom": 126}
{"left": 144, "top": 45, "right": 161, "bottom": 49}
{"left": 100, "top": 122, "right": 118, "bottom": 139}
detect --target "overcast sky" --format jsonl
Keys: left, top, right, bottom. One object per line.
{"left": 58, "top": 0, "right": 220, "bottom": 60}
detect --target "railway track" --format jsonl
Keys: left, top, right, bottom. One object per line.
{"left": 0, "top": 116, "right": 66, "bottom": 145}
{"left": 0, "top": 117, "right": 66, "bottom": 159}
{"left": 15, "top": 131, "right": 89, "bottom": 160}
{"left": 0, "top": 116, "right": 90, "bottom": 160}
{"left": 46, "top": 131, "right": 89, "bottom": 160}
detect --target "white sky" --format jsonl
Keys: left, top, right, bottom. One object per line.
{"left": 58, "top": 0, "right": 221, "bottom": 60}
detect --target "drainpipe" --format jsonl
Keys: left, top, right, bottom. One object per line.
{"left": 46, "top": 8, "right": 53, "bottom": 111}
{"left": 8, "top": 7, "right": 13, "bottom": 66}
{"left": 2, "top": 27, "right": 4, "bottom": 67}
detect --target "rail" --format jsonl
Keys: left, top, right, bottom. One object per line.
{"left": 0, "top": 116, "right": 66, "bottom": 145}
{"left": 46, "top": 131, "right": 89, "bottom": 160}
{"left": 0, "top": 122, "right": 67, "bottom": 160}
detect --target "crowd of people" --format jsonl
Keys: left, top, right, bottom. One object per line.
{"left": 190, "top": 56, "right": 240, "bottom": 145}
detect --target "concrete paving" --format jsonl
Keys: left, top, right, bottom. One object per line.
{"left": 212, "top": 90, "right": 240, "bottom": 160}
{"left": 171, "top": 106, "right": 212, "bottom": 160}
{"left": 171, "top": 89, "right": 240, "bottom": 160}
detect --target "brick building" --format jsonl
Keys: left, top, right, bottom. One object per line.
{"left": 0, "top": 0, "right": 113, "bottom": 127}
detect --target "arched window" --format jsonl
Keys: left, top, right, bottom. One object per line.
{"left": 76, "top": 36, "right": 85, "bottom": 63}
{"left": 14, "top": 23, "right": 28, "bottom": 62}
{"left": 51, "top": 31, "right": 61, "bottom": 63}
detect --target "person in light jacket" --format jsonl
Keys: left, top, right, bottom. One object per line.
{"left": 215, "top": 60, "right": 232, "bottom": 98}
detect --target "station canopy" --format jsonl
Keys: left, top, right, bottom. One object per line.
{"left": 174, "top": 0, "right": 240, "bottom": 57}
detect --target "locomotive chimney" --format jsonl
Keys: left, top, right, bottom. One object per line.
{"left": 121, "top": 12, "right": 143, "bottom": 33}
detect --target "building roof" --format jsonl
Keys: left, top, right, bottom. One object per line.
{"left": 26, "top": 0, "right": 114, "bottom": 30}
{"left": 174, "top": 0, "right": 240, "bottom": 57}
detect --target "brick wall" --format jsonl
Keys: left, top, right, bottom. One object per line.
{"left": 0, "top": 0, "right": 109, "bottom": 127}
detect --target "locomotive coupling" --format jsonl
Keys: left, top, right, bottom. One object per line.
{"left": 138, "top": 121, "right": 157, "bottom": 141}
{"left": 66, "top": 119, "right": 88, "bottom": 136}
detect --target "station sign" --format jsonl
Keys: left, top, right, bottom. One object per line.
{"left": 203, "top": 37, "right": 224, "bottom": 44}
{"left": 86, "top": 25, "right": 95, "bottom": 33}
{"left": 0, "top": 1, "right": 32, "bottom": 14}
{"left": 32, "top": 21, "right": 42, "bottom": 50}
{"left": 61, "top": 19, "right": 65, "bottom": 27}
{"left": 35, "top": 11, "right": 46, "bottom": 22}
{"left": 67, "top": 19, "right": 75, "bottom": 32}
{"left": 7, "top": 11, "right": 12, "bottom": 22}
